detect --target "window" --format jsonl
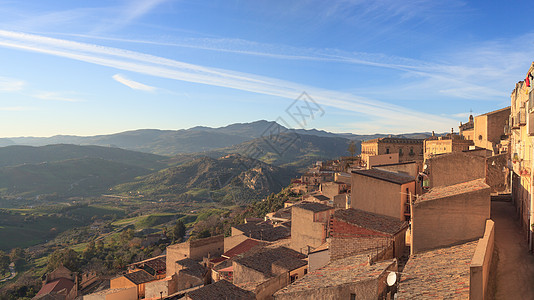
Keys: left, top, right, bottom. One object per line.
{"left": 478, "top": 135, "right": 483, "bottom": 140}
{"left": 399, "top": 148, "right": 403, "bottom": 156}
{"left": 350, "top": 294, "right": 356, "bottom": 300}
{"left": 386, "top": 148, "right": 390, "bottom": 154}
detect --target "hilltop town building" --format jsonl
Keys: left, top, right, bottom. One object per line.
{"left": 360, "top": 137, "right": 424, "bottom": 166}
{"left": 424, "top": 131, "right": 474, "bottom": 159}
{"left": 472, "top": 107, "right": 511, "bottom": 154}
{"left": 510, "top": 62, "right": 534, "bottom": 250}
{"left": 351, "top": 169, "right": 415, "bottom": 221}
{"left": 330, "top": 208, "right": 408, "bottom": 260}
{"left": 290, "top": 202, "right": 335, "bottom": 253}
{"left": 166, "top": 235, "right": 224, "bottom": 276}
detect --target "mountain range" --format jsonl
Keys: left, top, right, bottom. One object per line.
{"left": 0, "top": 120, "right": 433, "bottom": 200}
{"left": 1, "top": 120, "right": 432, "bottom": 156}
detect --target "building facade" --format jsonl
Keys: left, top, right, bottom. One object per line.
{"left": 360, "top": 137, "right": 424, "bottom": 166}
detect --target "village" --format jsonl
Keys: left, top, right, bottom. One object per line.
{"left": 31, "top": 63, "right": 534, "bottom": 300}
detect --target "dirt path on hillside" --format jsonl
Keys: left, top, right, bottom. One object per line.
{"left": 491, "top": 200, "right": 534, "bottom": 300}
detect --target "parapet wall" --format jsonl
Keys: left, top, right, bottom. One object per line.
{"left": 469, "top": 219, "right": 495, "bottom": 300}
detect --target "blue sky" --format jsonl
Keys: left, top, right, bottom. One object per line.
{"left": 0, "top": 0, "right": 531, "bottom": 137}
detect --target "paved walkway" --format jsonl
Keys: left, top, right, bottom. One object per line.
{"left": 491, "top": 200, "right": 534, "bottom": 300}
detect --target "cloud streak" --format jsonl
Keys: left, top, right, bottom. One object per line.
{"left": 0, "top": 76, "right": 25, "bottom": 92}
{"left": 112, "top": 74, "right": 156, "bottom": 92}
{"left": 0, "top": 30, "right": 457, "bottom": 133}
{"left": 33, "top": 91, "right": 81, "bottom": 102}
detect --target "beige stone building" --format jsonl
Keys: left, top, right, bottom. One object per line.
{"left": 290, "top": 202, "right": 335, "bottom": 253}
{"left": 351, "top": 169, "right": 415, "bottom": 221}
{"left": 166, "top": 235, "right": 224, "bottom": 276}
{"left": 424, "top": 151, "right": 486, "bottom": 189}
{"left": 424, "top": 132, "right": 473, "bottom": 159}
{"left": 459, "top": 114, "right": 475, "bottom": 140}
{"left": 472, "top": 106, "right": 511, "bottom": 154}
{"left": 360, "top": 137, "right": 424, "bottom": 166}
{"left": 510, "top": 62, "right": 534, "bottom": 250}
{"left": 411, "top": 179, "right": 490, "bottom": 254}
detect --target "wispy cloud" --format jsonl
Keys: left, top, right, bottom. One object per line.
{"left": 0, "top": 76, "right": 25, "bottom": 92}
{"left": 112, "top": 74, "right": 156, "bottom": 92}
{"left": 33, "top": 91, "right": 81, "bottom": 102}
{"left": 0, "top": 30, "right": 457, "bottom": 133}
{"left": 91, "top": 0, "right": 170, "bottom": 33}
{"left": 0, "top": 106, "right": 34, "bottom": 111}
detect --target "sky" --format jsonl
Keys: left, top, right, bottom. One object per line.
{"left": 0, "top": 0, "right": 532, "bottom": 137}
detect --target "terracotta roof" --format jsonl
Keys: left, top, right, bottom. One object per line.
{"left": 130, "top": 255, "right": 166, "bottom": 275}
{"left": 334, "top": 208, "right": 408, "bottom": 236}
{"left": 123, "top": 270, "right": 155, "bottom": 285}
{"left": 222, "top": 239, "right": 268, "bottom": 259}
{"left": 416, "top": 179, "right": 489, "bottom": 204}
{"left": 186, "top": 280, "right": 255, "bottom": 300}
{"left": 272, "top": 257, "right": 308, "bottom": 272}
{"left": 397, "top": 241, "right": 477, "bottom": 299}
{"left": 234, "top": 247, "right": 306, "bottom": 277}
{"left": 233, "top": 223, "right": 291, "bottom": 242}
{"left": 352, "top": 169, "right": 414, "bottom": 185}
{"left": 34, "top": 278, "right": 75, "bottom": 299}
{"left": 362, "top": 137, "right": 424, "bottom": 144}
{"left": 176, "top": 258, "right": 206, "bottom": 279}
{"left": 292, "top": 201, "right": 333, "bottom": 213}
{"left": 274, "top": 252, "right": 395, "bottom": 296}
{"left": 477, "top": 106, "right": 510, "bottom": 117}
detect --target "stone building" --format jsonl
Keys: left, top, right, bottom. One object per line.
{"left": 290, "top": 202, "right": 335, "bottom": 253}
{"left": 459, "top": 114, "right": 475, "bottom": 140}
{"left": 35, "top": 266, "right": 78, "bottom": 300}
{"left": 273, "top": 252, "right": 396, "bottom": 300}
{"left": 360, "top": 137, "right": 424, "bottom": 166}
{"left": 351, "top": 169, "right": 415, "bottom": 221}
{"left": 330, "top": 208, "right": 408, "bottom": 261}
{"left": 423, "top": 151, "right": 486, "bottom": 188}
{"left": 473, "top": 106, "right": 511, "bottom": 154}
{"left": 411, "top": 179, "right": 490, "bottom": 254}
{"left": 166, "top": 235, "right": 224, "bottom": 276}
{"left": 184, "top": 280, "right": 255, "bottom": 300}
{"left": 510, "top": 62, "right": 534, "bottom": 251}
{"left": 232, "top": 247, "right": 307, "bottom": 299}
{"left": 109, "top": 270, "right": 155, "bottom": 299}
{"left": 423, "top": 131, "right": 474, "bottom": 159}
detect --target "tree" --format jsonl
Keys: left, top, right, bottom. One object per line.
{"left": 171, "top": 220, "right": 186, "bottom": 242}
{"left": 47, "top": 248, "right": 80, "bottom": 272}
{"left": 0, "top": 250, "right": 9, "bottom": 275}
{"left": 348, "top": 140, "right": 357, "bottom": 157}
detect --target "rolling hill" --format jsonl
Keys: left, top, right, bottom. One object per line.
{"left": 112, "top": 154, "right": 298, "bottom": 204}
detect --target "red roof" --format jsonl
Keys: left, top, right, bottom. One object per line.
{"left": 222, "top": 239, "right": 266, "bottom": 259}
{"left": 35, "top": 278, "right": 75, "bottom": 298}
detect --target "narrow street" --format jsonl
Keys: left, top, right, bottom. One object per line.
{"left": 491, "top": 199, "right": 534, "bottom": 299}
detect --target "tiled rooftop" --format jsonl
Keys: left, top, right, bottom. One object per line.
{"left": 362, "top": 137, "right": 424, "bottom": 144}
{"left": 416, "top": 179, "right": 489, "bottom": 203}
{"left": 176, "top": 258, "right": 206, "bottom": 279}
{"left": 397, "top": 241, "right": 478, "bottom": 300}
{"left": 352, "top": 169, "right": 415, "bottom": 185}
{"left": 272, "top": 256, "right": 308, "bottom": 272}
{"left": 123, "top": 270, "right": 155, "bottom": 285}
{"left": 186, "top": 280, "right": 255, "bottom": 300}
{"left": 233, "top": 222, "right": 291, "bottom": 242}
{"left": 334, "top": 208, "right": 408, "bottom": 236}
{"left": 292, "top": 201, "right": 333, "bottom": 213}
{"left": 234, "top": 247, "right": 306, "bottom": 277}
{"left": 222, "top": 239, "right": 268, "bottom": 259}
{"left": 274, "top": 252, "right": 395, "bottom": 296}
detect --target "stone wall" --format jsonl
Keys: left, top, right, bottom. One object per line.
{"left": 469, "top": 220, "right": 495, "bottom": 300}
{"left": 411, "top": 183, "right": 490, "bottom": 254}
{"left": 274, "top": 278, "right": 379, "bottom": 300}
{"left": 232, "top": 261, "right": 268, "bottom": 285}
{"left": 375, "top": 162, "right": 420, "bottom": 177}
{"left": 145, "top": 274, "right": 178, "bottom": 299}
{"left": 166, "top": 235, "right": 224, "bottom": 276}
{"left": 290, "top": 207, "right": 329, "bottom": 253}
{"left": 426, "top": 152, "right": 486, "bottom": 188}
{"left": 486, "top": 153, "right": 509, "bottom": 193}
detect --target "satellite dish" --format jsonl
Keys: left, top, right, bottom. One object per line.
{"left": 387, "top": 272, "right": 397, "bottom": 286}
